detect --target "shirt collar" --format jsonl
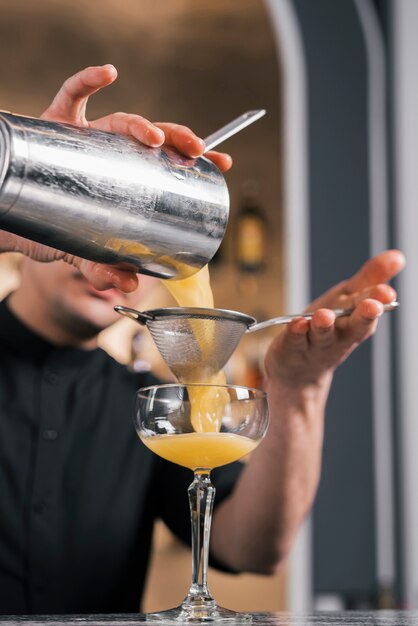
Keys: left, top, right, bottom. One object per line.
{"left": 0, "top": 297, "right": 102, "bottom": 366}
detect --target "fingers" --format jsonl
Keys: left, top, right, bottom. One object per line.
{"left": 352, "top": 298, "right": 384, "bottom": 320}
{"left": 306, "top": 250, "right": 404, "bottom": 312}
{"left": 308, "top": 309, "right": 337, "bottom": 349}
{"left": 343, "top": 298, "right": 383, "bottom": 340}
{"left": 204, "top": 151, "right": 233, "bottom": 173}
{"left": 306, "top": 299, "right": 383, "bottom": 365}
{"left": 332, "top": 283, "right": 397, "bottom": 312}
{"left": 155, "top": 123, "right": 233, "bottom": 169}
{"left": 40, "top": 64, "right": 164, "bottom": 148}
{"left": 285, "top": 310, "right": 339, "bottom": 360}
{"left": 93, "top": 116, "right": 233, "bottom": 168}
{"left": 280, "top": 317, "right": 310, "bottom": 350}
{"left": 91, "top": 117, "right": 233, "bottom": 167}
{"left": 343, "top": 249, "right": 405, "bottom": 295}
{"left": 72, "top": 258, "right": 139, "bottom": 292}
{"left": 42, "top": 64, "right": 118, "bottom": 125}
{"left": 265, "top": 296, "right": 388, "bottom": 387}
{"left": 288, "top": 299, "right": 383, "bottom": 352}
{"left": 90, "top": 112, "right": 165, "bottom": 147}
{"left": 154, "top": 122, "right": 205, "bottom": 158}
{"left": 355, "top": 283, "right": 397, "bottom": 305}
{"left": 42, "top": 69, "right": 234, "bottom": 167}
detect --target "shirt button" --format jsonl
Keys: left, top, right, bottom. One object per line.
{"left": 44, "top": 370, "right": 59, "bottom": 385}
{"left": 43, "top": 429, "right": 58, "bottom": 441}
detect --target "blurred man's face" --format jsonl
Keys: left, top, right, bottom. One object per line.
{"left": 18, "top": 259, "right": 155, "bottom": 340}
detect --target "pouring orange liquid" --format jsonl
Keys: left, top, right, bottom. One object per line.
{"left": 162, "top": 265, "right": 228, "bottom": 434}
{"left": 136, "top": 261, "right": 269, "bottom": 623}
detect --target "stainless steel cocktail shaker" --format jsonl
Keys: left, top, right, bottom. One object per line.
{"left": 0, "top": 112, "right": 229, "bottom": 280}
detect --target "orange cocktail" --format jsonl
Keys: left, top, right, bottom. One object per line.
{"left": 141, "top": 431, "right": 258, "bottom": 470}
{"left": 135, "top": 383, "right": 269, "bottom": 623}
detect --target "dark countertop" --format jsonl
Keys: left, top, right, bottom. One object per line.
{"left": 1, "top": 613, "right": 418, "bottom": 625}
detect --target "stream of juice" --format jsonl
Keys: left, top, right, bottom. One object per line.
{"left": 163, "top": 264, "right": 228, "bottom": 433}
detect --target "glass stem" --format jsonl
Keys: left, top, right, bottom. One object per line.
{"left": 187, "top": 470, "right": 216, "bottom": 602}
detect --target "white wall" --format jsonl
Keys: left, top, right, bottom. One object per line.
{"left": 393, "top": 0, "right": 418, "bottom": 609}
{"left": 264, "top": 0, "right": 312, "bottom": 612}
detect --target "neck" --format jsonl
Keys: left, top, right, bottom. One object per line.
{"left": 7, "top": 290, "right": 99, "bottom": 350}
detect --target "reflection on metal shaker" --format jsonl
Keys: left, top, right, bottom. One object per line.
{"left": 0, "top": 112, "right": 229, "bottom": 280}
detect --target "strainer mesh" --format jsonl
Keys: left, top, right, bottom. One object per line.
{"left": 146, "top": 315, "right": 248, "bottom": 382}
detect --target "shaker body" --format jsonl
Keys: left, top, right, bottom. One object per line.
{"left": 0, "top": 112, "right": 229, "bottom": 280}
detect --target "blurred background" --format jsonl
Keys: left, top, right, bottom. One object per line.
{"left": 0, "top": 0, "right": 417, "bottom": 615}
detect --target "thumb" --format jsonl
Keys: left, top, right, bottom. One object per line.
{"left": 41, "top": 65, "right": 118, "bottom": 125}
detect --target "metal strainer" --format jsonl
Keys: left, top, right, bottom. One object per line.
{"left": 115, "top": 301, "right": 399, "bottom": 382}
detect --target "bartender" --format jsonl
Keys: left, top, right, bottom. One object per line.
{"left": 0, "top": 64, "right": 405, "bottom": 614}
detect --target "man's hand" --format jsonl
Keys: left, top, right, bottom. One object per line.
{"left": 264, "top": 249, "right": 405, "bottom": 390}
{"left": 211, "top": 249, "right": 405, "bottom": 574}
{"left": 1, "top": 64, "right": 233, "bottom": 291}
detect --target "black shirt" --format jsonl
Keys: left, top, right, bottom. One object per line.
{"left": 0, "top": 299, "right": 241, "bottom": 615}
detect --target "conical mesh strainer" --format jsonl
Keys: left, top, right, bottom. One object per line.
{"left": 115, "top": 301, "right": 399, "bottom": 382}
{"left": 116, "top": 306, "right": 255, "bottom": 382}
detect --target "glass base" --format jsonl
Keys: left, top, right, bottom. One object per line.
{"left": 145, "top": 598, "right": 252, "bottom": 623}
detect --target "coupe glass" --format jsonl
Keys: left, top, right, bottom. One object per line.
{"left": 135, "top": 383, "right": 269, "bottom": 623}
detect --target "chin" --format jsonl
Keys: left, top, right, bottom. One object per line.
{"left": 65, "top": 315, "right": 112, "bottom": 341}
{"left": 58, "top": 300, "right": 120, "bottom": 339}
{"left": 80, "top": 311, "right": 119, "bottom": 334}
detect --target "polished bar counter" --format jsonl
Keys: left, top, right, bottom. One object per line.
{"left": 1, "top": 613, "right": 418, "bottom": 625}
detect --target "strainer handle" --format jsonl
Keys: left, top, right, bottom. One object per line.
{"left": 247, "top": 301, "right": 400, "bottom": 333}
{"left": 114, "top": 305, "right": 154, "bottom": 325}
